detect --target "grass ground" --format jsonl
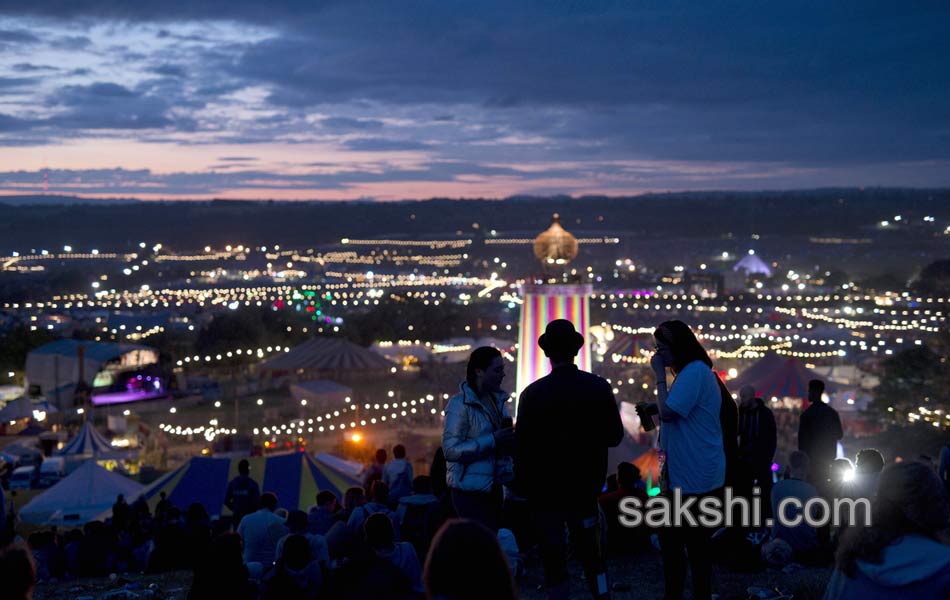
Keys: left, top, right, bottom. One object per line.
{"left": 33, "top": 552, "right": 831, "bottom": 600}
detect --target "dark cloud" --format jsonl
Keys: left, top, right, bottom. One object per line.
{"left": 218, "top": 156, "right": 256, "bottom": 161}
{"left": 11, "top": 63, "right": 58, "bottom": 72}
{"left": 0, "top": 76, "right": 37, "bottom": 89}
{"left": 148, "top": 63, "right": 187, "bottom": 78}
{"left": 0, "top": 28, "right": 39, "bottom": 43}
{"left": 320, "top": 116, "right": 383, "bottom": 130}
{"left": 343, "top": 138, "right": 432, "bottom": 152}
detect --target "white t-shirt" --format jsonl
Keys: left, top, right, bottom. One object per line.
{"left": 660, "top": 360, "right": 725, "bottom": 494}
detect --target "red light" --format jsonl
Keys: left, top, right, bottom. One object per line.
{"left": 306, "top": 306, "right": 316, "bottom": 313}
{"left": 285, "top": 441, "right": 292, "bottom": 447}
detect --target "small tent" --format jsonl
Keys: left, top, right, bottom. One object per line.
{"left": 139, "top": 452, "right": 360, "bottom": 518}
{"left": 728, "top": 353, "right": 838, "bottom": 403}
{"left": 19, "top": 460, "right": 143, "bottom": 525}
{"left": 57, "top": 421, "right": 137, "bottom": 460}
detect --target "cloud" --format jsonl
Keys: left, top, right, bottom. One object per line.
{"left": 320, "top": 116, "right": 384, "bottom": 130}
{"left": 343, "top": 138, "right": 431, "bottom": 152}
{"left": 0, "top": 28, "right": 39, "bottom": 43}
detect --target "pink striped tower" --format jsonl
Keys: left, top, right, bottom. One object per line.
{"left": 515, "top": 283, "right": 592, "bottom": 412}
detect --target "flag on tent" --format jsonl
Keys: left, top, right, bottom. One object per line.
{"left": 139, "top": 452, "right": 360, "bottom": 517}
{"left": 19, "top": 460, "right": 144, "bottom": 525}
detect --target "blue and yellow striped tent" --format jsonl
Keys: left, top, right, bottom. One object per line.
{"left": 140, "top": 452, "right": 360, "bottom": 517}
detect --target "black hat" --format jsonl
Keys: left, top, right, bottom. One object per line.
{"left": 538, "top": 319, "right": 584, "bottom": 357}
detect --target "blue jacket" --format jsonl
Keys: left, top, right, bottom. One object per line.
{"left": 824, "top": 534, "right": 950, "bottom": 599}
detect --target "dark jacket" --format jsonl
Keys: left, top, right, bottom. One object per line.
{"left": 515, "top": 364, "right": 624, "bottom": 508}
{"left": 225, "top": 474, "right": 261, "bottom": 523}
{"left": 798, "top": 400, "right": 843, "bottom": 469}
{"left": 738, "top": 398, "right": 777, "bottom": 468}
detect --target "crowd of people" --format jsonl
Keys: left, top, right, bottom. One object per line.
{"left": 0, "top": 317, "right": 948, "bottom": 599}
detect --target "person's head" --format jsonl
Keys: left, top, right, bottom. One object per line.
{"left": 738, "top": 385, "right": 757, "bottom": 408}
{"left": 855, "top": 449, "right": 885, "bottom": 475}
{"left": 370, "top": 480, "right": 390, "bottom": 504}
{"left": 286, "top": 510, "right": 308, "bottom": 534}
{"left": 280, "top": 534, "right": 313, "bottom": 571}
{"left": 0, "top": 545, "right": 36, "bottom": 600}
{"left": 808, "top": 379, "right": 825, "bottom": 403}
{"left": 117, "top": 494, "right": 125, "bottom": 504}
{"left": 537, "top": 319, "right": 584, "bottom": 365}
{"left": 393, "top": 444, "right": 406, "bottom": 460}
{"left": 186, "top": 502, "right": 209, "bottom": 524}
{"left": 260, "top": 492, "right": 278, "bottom": 512}
{"left": 363, "top": 512, "right": 395, "bottom": 551}
{"left": 836, "top": 462, "right": 950, "bottom": 576}
{"left": 466, "top": 346, "right": 504, "bottom": 394}
{"left": 238, "top": 459, "right": 250, "bottom": 476}
{"left": 316, "top": 490, "right": 339, "bottom": 510}
{"left": 424, "top": 519, "right": 516, "bottom": 600}
{"left": 374, "top": 448, "right": 387, "bottom": 464}
{"left": 159, "top": 491, "right": 167, "bottom": 500}
{"left": 412, "top": 475, "right": 433, "bottom": 496}
{"left": 787, "top": 451, "right": 810, "bottom": 480}
{"left": 343, "top": 486, "right": 365, "bottom": 510}
{"left": 653, "top": 320, "right": 711, "bottom": 374}
{"left": 617, "top": 462, "right": 642, "bottom": 490}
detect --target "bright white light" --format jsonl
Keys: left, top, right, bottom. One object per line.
{"left": 842, "top": 468, "right": 855, "bottom": 482}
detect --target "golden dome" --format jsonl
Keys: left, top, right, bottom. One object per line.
{"left": 533, "top": 213, "right": 578, "bottom": 264}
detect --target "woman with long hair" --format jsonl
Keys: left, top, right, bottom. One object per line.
{"left": 636, "top": 319, "right": 737, "bottom": 600}
{"left": 825, "top": 461, "right": 950, "bottom": 599}
{"left": 441, "top": 346, "right": 515, "bottom": 531}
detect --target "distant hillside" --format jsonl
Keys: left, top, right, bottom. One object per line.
{"left": 0, "top": 195, "right": 140, "bottom": 207}
{"left": 0, "top": 188, "right": 947, "bottom": 252}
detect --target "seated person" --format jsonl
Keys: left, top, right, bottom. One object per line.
{"left": 598, "top": 462, "right": 649, "bottom": 554}
{"left": 771, "top": 451, "right": 825, "bottom": 564}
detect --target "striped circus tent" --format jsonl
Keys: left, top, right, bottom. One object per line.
{"left": 140, "top": 452, "right": 360, "bottom": 517}
{"left": 259, "top": 337, "right": 393, "bottom": 374}
{"left": 57, "top": 421, "right": 116, "bottom": 457}
{"left": 632, "top": 448, "right": 662, "bottom": 497}
{"left": 728, "top": 353, "right": 837, "bottom": 401}
{"left": 606, "top": 333, "right": 653, "bottom": 364}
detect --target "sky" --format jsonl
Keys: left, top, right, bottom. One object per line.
{"left": 0, "top": 1, "right": 947, "bottom": 200}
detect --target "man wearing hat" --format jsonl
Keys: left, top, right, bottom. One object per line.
{"left": 515, "top": 319, "right": 624, "bottom": 600}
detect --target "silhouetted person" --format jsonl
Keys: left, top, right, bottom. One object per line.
{"left": 395, "top": 475, "right": 443, "bottom": 559}
{"left": 798, "top": 379, "right": 843, "bottom": 493}
{"left": 277, "top": 509, "right": 330, "bottom": 572}
{"left": 443, "top": 346, "right": 515, "bottom": 531}
{"left": 940, "top": 444, "right": 950, "bottom": 493}
{"left": 771, "top": 451, "right": 821, "bottom": 561}
{"left": 826, "top": 462, "right": 950, "bottom": 599}
{"left": 155, "top": 491, "right": 172, "bottom": 521}
{"left": 262, "top": 533, "right": 323, "bottom": 600}
{"left": 383, "top": 444, "right": 414, "bottom": 505}
{"left": 737, "top": 385, "right": 777, "bottom": 513}
{"left": 363, "top": 449, "right": 388, "bottom": 494}
{"left": 112, "top": 493, "right": 131, "bottom": 531}
{"left": 424, "top": 519, "right": 517, "bottom": 600}
{"left": 0, "top": 544, "right": 36, "bottom": 600}
{"left": 308, "top": 490, "right": 343, "bottom": 536}
{"left": 364, "top": 512, "right": 424, "bottom": 596}
{"left": 636, "top": 320, "right": 729, "bottom": 600}
{"left": 517, "top": 319, "right": 623, "bottom": 600}
{"left": 189, "top": 532, "right": 256, "bottom": 600}
{"left": 237, "top": 492, "right": 287, "bottom": 565}
{"left": 225, "top": 459, "right": 261, "bottom": 527}
{"left": 599, "top": 462, "right": 649, "bottom": 554}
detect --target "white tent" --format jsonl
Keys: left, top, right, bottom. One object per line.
{"left": 19, "top": 460, "right": 143, "bottom": 526}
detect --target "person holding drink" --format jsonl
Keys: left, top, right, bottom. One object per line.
{"left": 635, "top": 319, "right": 733, "bottom": 600}
{"left": 442, "top": 346, "right": 515, "bottom": 531}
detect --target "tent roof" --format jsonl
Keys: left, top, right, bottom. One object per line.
{"left": 19, "top": 460, "right": 143, "bottom": 526}
{"left": 57, "top": 421, "right": 113, "bottom": 456}
{"left": 260, "top": 337, "right": 393, "bottom": 372}
{"left": 28, "top": 339, "right": 151, "bottom": 363}
{"left": 727, "top": 353, "right": 838, "bottom": 398}
{"left": 291, "top": 380, "right": 353, "bottom": 396}
{"left": 733, "top": 254, "right": 772, "bottom": 276}
{"left": 139, "top": 452, "right": 360, "bottom": 518}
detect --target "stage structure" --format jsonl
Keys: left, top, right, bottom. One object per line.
{"left": 515, "top": 214, "right": 592, "bottom": 409}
